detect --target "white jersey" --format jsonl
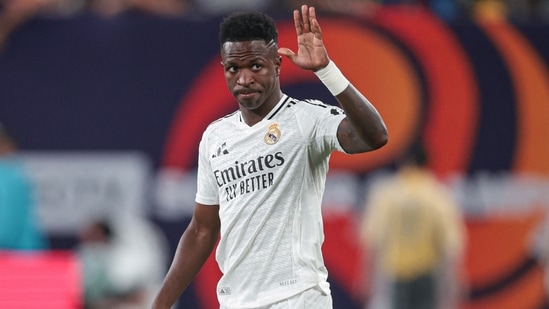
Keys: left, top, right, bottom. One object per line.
{"left": 195, "top": 94, "right": 347, "bottom": 308}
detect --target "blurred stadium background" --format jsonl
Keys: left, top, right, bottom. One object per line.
{"left": 0, "top": 0, "right": 548, "bottom": 308}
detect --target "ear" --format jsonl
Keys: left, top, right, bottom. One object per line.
{"left": 275, "top": 56, "right": 282, "bottom": 76}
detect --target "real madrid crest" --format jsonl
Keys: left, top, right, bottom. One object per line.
{"left": 264, "top": 123, "right": 281, "bottom": 145}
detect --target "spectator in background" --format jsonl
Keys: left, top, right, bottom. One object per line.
{"left": 77, "top": 214, "right": 169, "bottom": 309}
{"left": 361, "top": 142, "right": 465, "bottom": 309}
{"left": 0, "top": 122, "right": 48, "bottom": 250}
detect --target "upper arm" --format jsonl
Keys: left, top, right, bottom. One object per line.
{"left": 337, "top": 117, "right": 372, "bottom": 154}
{"left": 334, "top": 85, "right": 388, "bottom": 154}
{"left": 189, "top": 203, "right": 221, "bottom": 240}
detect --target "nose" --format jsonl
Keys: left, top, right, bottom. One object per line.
{"left": 237, "top": 69, "right": 254, "bottom": 86}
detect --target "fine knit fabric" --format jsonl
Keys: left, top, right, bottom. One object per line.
{"left": 195, "top": 94, "right": 347, "bottom": 308}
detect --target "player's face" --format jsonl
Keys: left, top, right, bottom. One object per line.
{"left": 221, "top": 40, "right": 281, "bottom": 115}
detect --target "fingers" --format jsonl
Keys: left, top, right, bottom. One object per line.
{"left": 293, "top": 9, "right": 302, "bottom": 35}
{"left": 294, "top": 5, "right": 320, "bottom": 35}
{"left": 309, "top": 7, "right": 322, "bottom": 36}
{"left": 308, "top": 5, "right": 316, "bottom": 23}
{"left": 278, "top": 47, "right": 296, "bottom": 61}
{"left": 301, "top": 4, "right": 310, "bottom": 33}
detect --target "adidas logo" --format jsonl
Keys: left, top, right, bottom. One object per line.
{"left": 218, "top": 287, "right": 231, "bottom": 295}
{"left": 212, "top": 142, "right": 229, "bottom": 158}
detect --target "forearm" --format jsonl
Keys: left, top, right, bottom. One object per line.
{"left": 336, "top": 84, "right": 388, "bottom": 150}
{"left": 152, "top": 225, "right": 219, "bottom": 309}
{"left": 314, "top": 60, "right": 388, "bottom": 152}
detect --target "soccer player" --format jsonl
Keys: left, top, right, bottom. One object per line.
{"left": 152, "top": 4, "right": 388, "bottom": 309}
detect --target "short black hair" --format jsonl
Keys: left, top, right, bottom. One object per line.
{"left": 219, "top": 11, "right": 278, "bottom": 45}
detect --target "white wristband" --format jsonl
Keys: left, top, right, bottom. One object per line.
{"left": 314, "top": 60, "right": 350, "bottom": 96}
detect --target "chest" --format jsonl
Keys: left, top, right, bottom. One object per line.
{"left": 207, "top": 119, "right": 305, "bottom": 174}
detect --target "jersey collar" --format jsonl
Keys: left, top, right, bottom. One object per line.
{"left": 238, "top": 93, "right": 289, "bottom": 123}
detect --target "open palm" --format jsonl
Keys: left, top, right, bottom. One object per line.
{"left": 278, "top": 5, "right": 330, "bottom": 71}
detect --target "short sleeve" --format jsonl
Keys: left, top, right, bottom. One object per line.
{"left": 302, "top": 99, "right": 347, "bottom": 155}
{"left": 195, "top": 131, "right": 219, "bottom": 206}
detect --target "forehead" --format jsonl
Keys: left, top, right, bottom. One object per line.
{"left": 221, "top": 40, "right": 274, "bottom": 61}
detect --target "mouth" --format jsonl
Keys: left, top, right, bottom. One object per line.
{"left": 236, "top": 91, "right": 259, "bottom": 99}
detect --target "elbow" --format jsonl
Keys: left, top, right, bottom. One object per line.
{"left": 370, "top": 129, "right": 388, "bottom": 150}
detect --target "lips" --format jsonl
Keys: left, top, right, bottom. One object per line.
{"left": 239, "top": 93, "right": 256, "bottom": 98}
{"left": 236, "top": 91, "right": 259, "bottom": 99}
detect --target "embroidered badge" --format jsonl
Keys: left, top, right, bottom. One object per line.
{"left": 264, "top": 123, "right": 281, "bottom": 145}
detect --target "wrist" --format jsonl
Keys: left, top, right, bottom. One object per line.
{"left": 314, "top": 60, "right": 350, "bottom": 96}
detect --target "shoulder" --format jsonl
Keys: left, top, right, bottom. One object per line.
{"left": 292, "top": 97, "right": 339, "bottom": 110}
{"left": 203, "top": 110, "right": 239, "bottom": 135}
{"left": 286, "top": 97, "right": 345, "bottom": 118}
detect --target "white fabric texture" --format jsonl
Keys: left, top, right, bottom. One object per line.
{"left": 195, "top": 94, "right": 346, "bottom": 308}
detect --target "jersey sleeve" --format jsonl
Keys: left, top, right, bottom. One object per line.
{"left": 304, "top": 99, "right": 347, "bottom": 155}
{"left": 195, "top": 130, "right": 219, "bottom": 206}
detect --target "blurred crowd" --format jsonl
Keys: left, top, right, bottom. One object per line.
{"left": 1, "top": 0, "right": 548, "bottom": 51}
{"left": 1, "top": 0, "right": 548, "bottom": 49}
{"left": 1, "top": 0, "right": 548, "bottom": 20}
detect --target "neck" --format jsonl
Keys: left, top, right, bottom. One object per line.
{"left": 240, "top": 90, "right": 282, "bottom": 126}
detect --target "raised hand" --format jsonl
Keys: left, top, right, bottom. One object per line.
{"left": 278, "top": 5, "right": 330, "bottom": 71}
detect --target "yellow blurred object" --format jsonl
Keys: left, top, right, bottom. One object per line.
{"left": 473, "top": 0, "right": 508, "bottom": 22}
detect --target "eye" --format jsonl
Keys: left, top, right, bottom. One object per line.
{"left": 252, "top": 64, "right": 262, "bottom": 71}
{"left": 227, "top": 66, "right": 238, "bottom": 73}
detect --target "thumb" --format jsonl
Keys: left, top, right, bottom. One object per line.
{"left": 278, "top": 47, "right": 296, "bottom": 61}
